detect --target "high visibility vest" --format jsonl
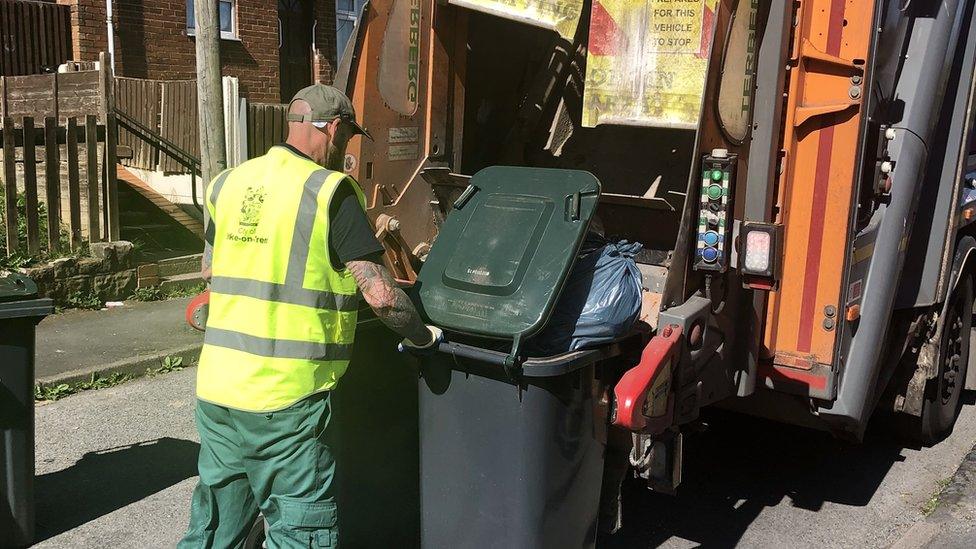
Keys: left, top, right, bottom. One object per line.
{"left": 197, "top": 146, "right": 364, "bottom": 412}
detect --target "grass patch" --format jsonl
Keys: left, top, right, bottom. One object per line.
{"left": 921, "top": 477, "right": 952, "bottom": 516}
{"left": 34, "top": 371, "right": 133, "bottom": 401}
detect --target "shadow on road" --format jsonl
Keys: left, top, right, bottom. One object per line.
{"left": 598, "top": 410, "right": 908, "bottom": 548}
{"left": 33, "top": 437, "right": 199, "bottom": 542}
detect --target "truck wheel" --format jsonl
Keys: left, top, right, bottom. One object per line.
{"left": 243, "top": 515, "right": 266, "bottom": 549}
{"left": 919, "top": 275, "right": 973, "bottom": 444}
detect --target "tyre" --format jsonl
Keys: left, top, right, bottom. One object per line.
{"left": 243, "top": 515, "right": 266, "bottom": 549}
{"left": 919, "top": 275, "right": 973, "bottom": 444}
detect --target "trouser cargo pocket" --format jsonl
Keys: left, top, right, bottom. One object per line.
{"left": 277, "top": 498, "right": 339, "bottom": 548}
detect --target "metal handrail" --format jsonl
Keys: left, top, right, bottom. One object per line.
{"left": 113, "top": 107, "right": 203, "bottom": 212}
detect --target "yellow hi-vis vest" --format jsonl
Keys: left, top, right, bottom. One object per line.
{"left": 197, "top": 145, "right": 364, "bottom": 412}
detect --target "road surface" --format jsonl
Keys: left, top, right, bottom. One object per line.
{"left": 33, "top": 369, "right": 976, "bottom": 548}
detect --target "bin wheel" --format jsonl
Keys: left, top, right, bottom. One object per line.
{"left": 243, "top": 515, "right": 266, "bottom": 549}
{"left": 918, "top": 275, "right": 972, "bottom": 445}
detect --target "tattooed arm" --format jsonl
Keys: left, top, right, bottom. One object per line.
{"left": 201, "top": 243, "right": 213, "bottom": 282}
{"left": 347, "top": 259, "right": 434, "bottom": 345}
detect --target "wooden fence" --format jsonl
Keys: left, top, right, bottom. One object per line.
{"left": 2, "top": 115, "right": 108, "bottom": 255}
{"left": 0, "top": 0, "right": 72, "bottom": 76}
{"left": 1, "top": 53, "right": 119, "bottom": 256}
{"left": 116, "top": 77, "right": 200, "bottom": 173}
{"left": 247, "top": 103, "right": 288, "bottom": 159}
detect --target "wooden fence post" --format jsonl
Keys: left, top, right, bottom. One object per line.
{"left": 194, "top": 0, "right": 227, "bottom": 184}
{"left": 100, "top": 51, "right": 120, "bottom": 241}
{"left": 85, "top": 115, "right": 100, "bottom": 242}
{"left": 23, "top": 116, "right": 39, "bottom": 255}
{"left": 2, "top": 116, "right": 17, "bottom": 254}
{"left": 67, "top": 117, "right": 82, "bottom": 249}
{"left": 44, "top": 116, "right": 61, "bottom": 254}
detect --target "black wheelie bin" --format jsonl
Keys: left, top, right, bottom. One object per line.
{"left": 414, "top": 166, "right": 619, "bottom": 549}
{"left": 0, "top": 273, "right": 54, "bottom": 547}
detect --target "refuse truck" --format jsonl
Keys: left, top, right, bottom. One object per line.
{"left": 190, "top": 0, "right": 976, "bottom": 546}
{"left": 328, "top": 0, "right": 976, "bottom": 544}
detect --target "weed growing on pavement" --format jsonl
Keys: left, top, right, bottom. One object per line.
{"left": 33, "top": 383, "right": 77, "bottom": 401}
{"left": 131, "top": 286, "right": 164, "bottom": 301}
{"left": 62, "top": 290, "right": 102, "bottom": 311}
{"left": 169, "top": 282, "right": 207, "bottom": 297}
{"left": 921, "top": 477, "right": 952, "bottom": 515}
{"left": 147, "top": 355, "right": 185, "bottom": 377}
{"left": 129, "top": 282, "right": 206, "bottom": 302}
{"left": 34, "top": 371, "right": 133, "bottom": 401}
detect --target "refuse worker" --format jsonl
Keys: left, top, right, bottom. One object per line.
{"left": 179, "top": 84, "right": 443, "bottom": 548}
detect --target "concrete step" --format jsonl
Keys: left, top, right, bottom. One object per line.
{"left": 158, "top": 253, "right": 203, "bottom": 278}
{"left": 117, "top": 165, "right": 205, "bottom": 240}
{"left": 136, "top": 253, "right": 203, "bottom": 288}
{"left": 159, "top": 272, "right": 205, "bottom": 294}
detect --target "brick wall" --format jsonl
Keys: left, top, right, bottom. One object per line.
{"left": 313, "top": 0, "right": 337, "bottom": 85}
{"left": 58, "top": 0, "right": 337, "bottom": 102}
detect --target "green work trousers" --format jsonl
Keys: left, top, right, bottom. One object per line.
{"left": 178, "top": 392, "right": 338, "bottom": 548}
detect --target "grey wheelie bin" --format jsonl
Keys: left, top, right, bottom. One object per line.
{"left": 414, "top": 166, "right": 615, "bottom": 549}
{"left": 0, "top": 273, "right": 54, "bottom": 547}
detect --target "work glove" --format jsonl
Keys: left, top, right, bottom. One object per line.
{"left": 398, "top": 326, "right": 444, "bottom": 356}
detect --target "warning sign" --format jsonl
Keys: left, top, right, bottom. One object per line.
{"left": 582, "top": 0, "right": 719, "bottom": 128}
{"left": 449, "top": 0, "right": 585, "bottom": 40}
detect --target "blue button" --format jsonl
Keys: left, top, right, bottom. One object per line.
{"left": 702, "top": 248, "right": 720, "bottom": 263}
{"left": 702, "top": 231, "right": 719, "bottom": 247}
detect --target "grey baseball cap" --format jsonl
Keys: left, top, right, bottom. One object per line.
{"left": 286, "top": 84, "right": 372, "bottom": 140}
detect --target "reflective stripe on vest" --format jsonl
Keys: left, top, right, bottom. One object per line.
{"left": 197, "top": 146, "right": 364, "bottom": 412}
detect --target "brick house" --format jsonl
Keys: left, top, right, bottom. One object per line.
{"left": 56, "top": 0, "right": 338, "bottom": 102}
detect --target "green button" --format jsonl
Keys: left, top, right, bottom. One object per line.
{"left": 711, "top": 169, "right": 724, "bottom": 181}
{"left": 707, "top": 185, "right": 723, "bottom": 200}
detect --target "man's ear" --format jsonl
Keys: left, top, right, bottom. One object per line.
{"left": 328, "top": 118, "right": 342, "bottom": 137}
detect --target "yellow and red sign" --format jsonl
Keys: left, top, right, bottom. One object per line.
{"left": 449, "top": 0, "right": 586, "bottom": 39}
{"left": 583, "top": 0, "right": 719, "bottom": 128}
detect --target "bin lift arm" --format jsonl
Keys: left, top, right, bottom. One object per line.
{"left": 611, "top": 324, "right": 683, "bottom": 434}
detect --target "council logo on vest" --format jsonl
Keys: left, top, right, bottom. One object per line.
{"left": 228, "top": 186, "right": 269, "bottom": 244}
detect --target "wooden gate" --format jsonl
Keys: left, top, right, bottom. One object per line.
{"left": 2, "top": 115, "right": 109, "bottom": 255}
{"left": 1, "top": 53, "right": 119, "bottom": 256}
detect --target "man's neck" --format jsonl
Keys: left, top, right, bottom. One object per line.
{"left": 283, "top": 140, "right": 317, "bottom": 161}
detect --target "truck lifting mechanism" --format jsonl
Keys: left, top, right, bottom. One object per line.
{"left": 190, "top": 0, "right": 976, "bottom": 544}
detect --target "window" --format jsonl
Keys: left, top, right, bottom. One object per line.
{"left": 336, "top": 0, "right": 365, "bottom": 61}
{"left": 187, "top": 0, "right": 238, "bottom": 40}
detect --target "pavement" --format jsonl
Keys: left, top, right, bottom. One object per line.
{"left": 893, "top": 439, "right": 976, "bottom": 548}
{"left": 34, "top": 297, "right": 203, "bottom": 385}
{"left": 30, "top": 364, "right": 976, "bottom": 548}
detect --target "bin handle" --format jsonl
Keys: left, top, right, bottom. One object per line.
{"left": 436, "top": 339, "right": 524, "bottom": 379}
{"left": 453, "top": 184, "right": 478, "bottom": 210}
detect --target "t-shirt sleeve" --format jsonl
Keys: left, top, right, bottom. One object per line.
{"left": 328, "top": 179, "right": 385, "bottom": 268}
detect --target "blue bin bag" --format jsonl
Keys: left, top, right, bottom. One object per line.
{"left": 527, "top": 235, "right": 643, "bottom": 356}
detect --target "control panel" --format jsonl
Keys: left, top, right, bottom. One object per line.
{"left": 694, "top": 149, "right": 737, "bottom": 272}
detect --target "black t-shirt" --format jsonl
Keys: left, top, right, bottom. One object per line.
{"left": 327, "top": 179, "right": 385, "bottom": 270}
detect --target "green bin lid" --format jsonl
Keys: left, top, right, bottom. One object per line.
{"left": 0, "top": 272, "right": 38, "bottom": 302}
{"left": 417, "top": 166, "right": 601, "bottom": 341}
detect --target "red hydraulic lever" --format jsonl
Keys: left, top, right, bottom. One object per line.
{"left": 185, "top": 290, "right": 210, "bottom": 332}
{"left": 612, "top": 324, "right": 683, "bottom": 433}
